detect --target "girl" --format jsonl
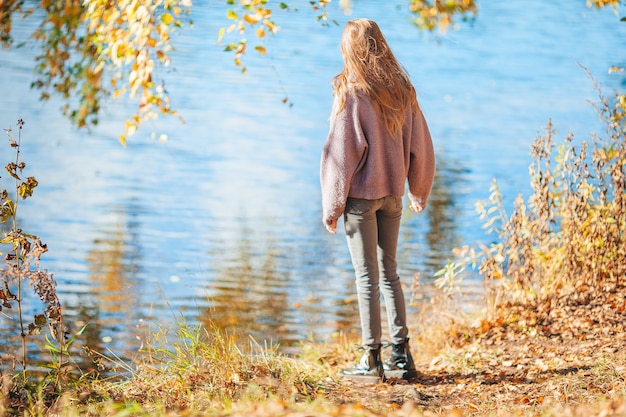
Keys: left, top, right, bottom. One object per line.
{"left": 320, "top": 18, "right": 435, "bottom": 381}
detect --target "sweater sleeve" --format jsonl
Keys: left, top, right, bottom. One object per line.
{"left": 320, "top": 94, "right": 367, "bottom": 226}
{"left": 407, "top": 105, "right": 436, "bottom": 211}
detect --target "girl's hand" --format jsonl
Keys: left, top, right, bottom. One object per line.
{"left": 410, "top": 203, "right": 424, "bottom": 213}
{"left": 325, "top": 218, "right": 337, "bottom": 234}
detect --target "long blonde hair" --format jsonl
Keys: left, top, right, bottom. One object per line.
{"left": 332, "top": 18, "right": 418, "bottom": 137}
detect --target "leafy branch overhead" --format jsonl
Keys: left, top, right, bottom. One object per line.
{"left": 0, "top": 0, "right": 623, "bottom": 142}
{"left": 408, "top": 0, "right": 477, "bottom": 31}
{"left": 0, "top": 0, "right": 478, "bottom": 141}
{"left": 217, "top": 0, "right": 283, "bottom": 70}
{"left": 1, "top": 0, "right": 193, "bottom": 145}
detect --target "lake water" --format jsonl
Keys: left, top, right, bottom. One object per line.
{"left": 0, "top": 1, "right": 624, "bottom": 366}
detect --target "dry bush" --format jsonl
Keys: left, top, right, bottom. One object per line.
{"left": 450, "top": 85, "right": 625, "bottom": 311}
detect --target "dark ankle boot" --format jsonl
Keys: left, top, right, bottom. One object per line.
{"left": 383, "top": 338, "right": 417, "bottom": 380}
{"left": 340, "top": 347, "right": 385, "bottom": 382}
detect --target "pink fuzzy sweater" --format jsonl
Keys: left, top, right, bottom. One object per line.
{"left": 320, "top": 91, "right": 436, "bottom": 227}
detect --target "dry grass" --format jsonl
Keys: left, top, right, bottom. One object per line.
{"left": 1, "top": 282, "right": 625, "bottom": 417}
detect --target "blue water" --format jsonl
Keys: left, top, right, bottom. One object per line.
{"left": 0, "top": 1, "right": 624, "bottom": 361}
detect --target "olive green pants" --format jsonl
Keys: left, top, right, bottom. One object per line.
{"left": 343, "top": 196, "right": 409, "bottom": 348}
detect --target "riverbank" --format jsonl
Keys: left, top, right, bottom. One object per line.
{"left": 4, "top": 279, "right": 625, "bottom": 417}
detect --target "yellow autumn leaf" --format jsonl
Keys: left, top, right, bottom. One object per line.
{"left": 255, "top": 45, "right": 266, "bottom": 56}
{"left": 217, "top": 27, "right": 225, "bottom": 43}
{"left": 227, "top": 9, "right": 238, "bottom": 20}
{"left": 263, "top": 20, "right": 279, "bottom": 34}
{"left": 161, "top": 13, "right": 173, "bottom": 25}
{"left": 244, "top": 13, "right": 261, "bottom": 25}
{"left": 125, "top": 121, "right": 137, "bottom": 137}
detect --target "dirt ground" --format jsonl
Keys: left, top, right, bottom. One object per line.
{"left": 324, "top": 282, "right": 626, "bottom": 416}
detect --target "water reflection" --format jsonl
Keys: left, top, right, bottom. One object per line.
{"left": 67, "top": 304, "right": 106, "bottom": 373}
{"left": 0, "top": 314, "right": 23, "bottom": 372}
{"left": 202, "top": 218, "right": 364, "bottom": 348}
{"left": 202, "top": 224, "right": 292, "bottom": 346}
{"left": 330, "top": 275, "right": 362, "bottom": 341}
{"left": 86, "top": 208, "right": 141, "bottom": 315}
{"left": 424, "top": 152, "right": 469, "bottom": 273}
{"left": 73, "top": 203, "right": 146, "bottom": 362}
